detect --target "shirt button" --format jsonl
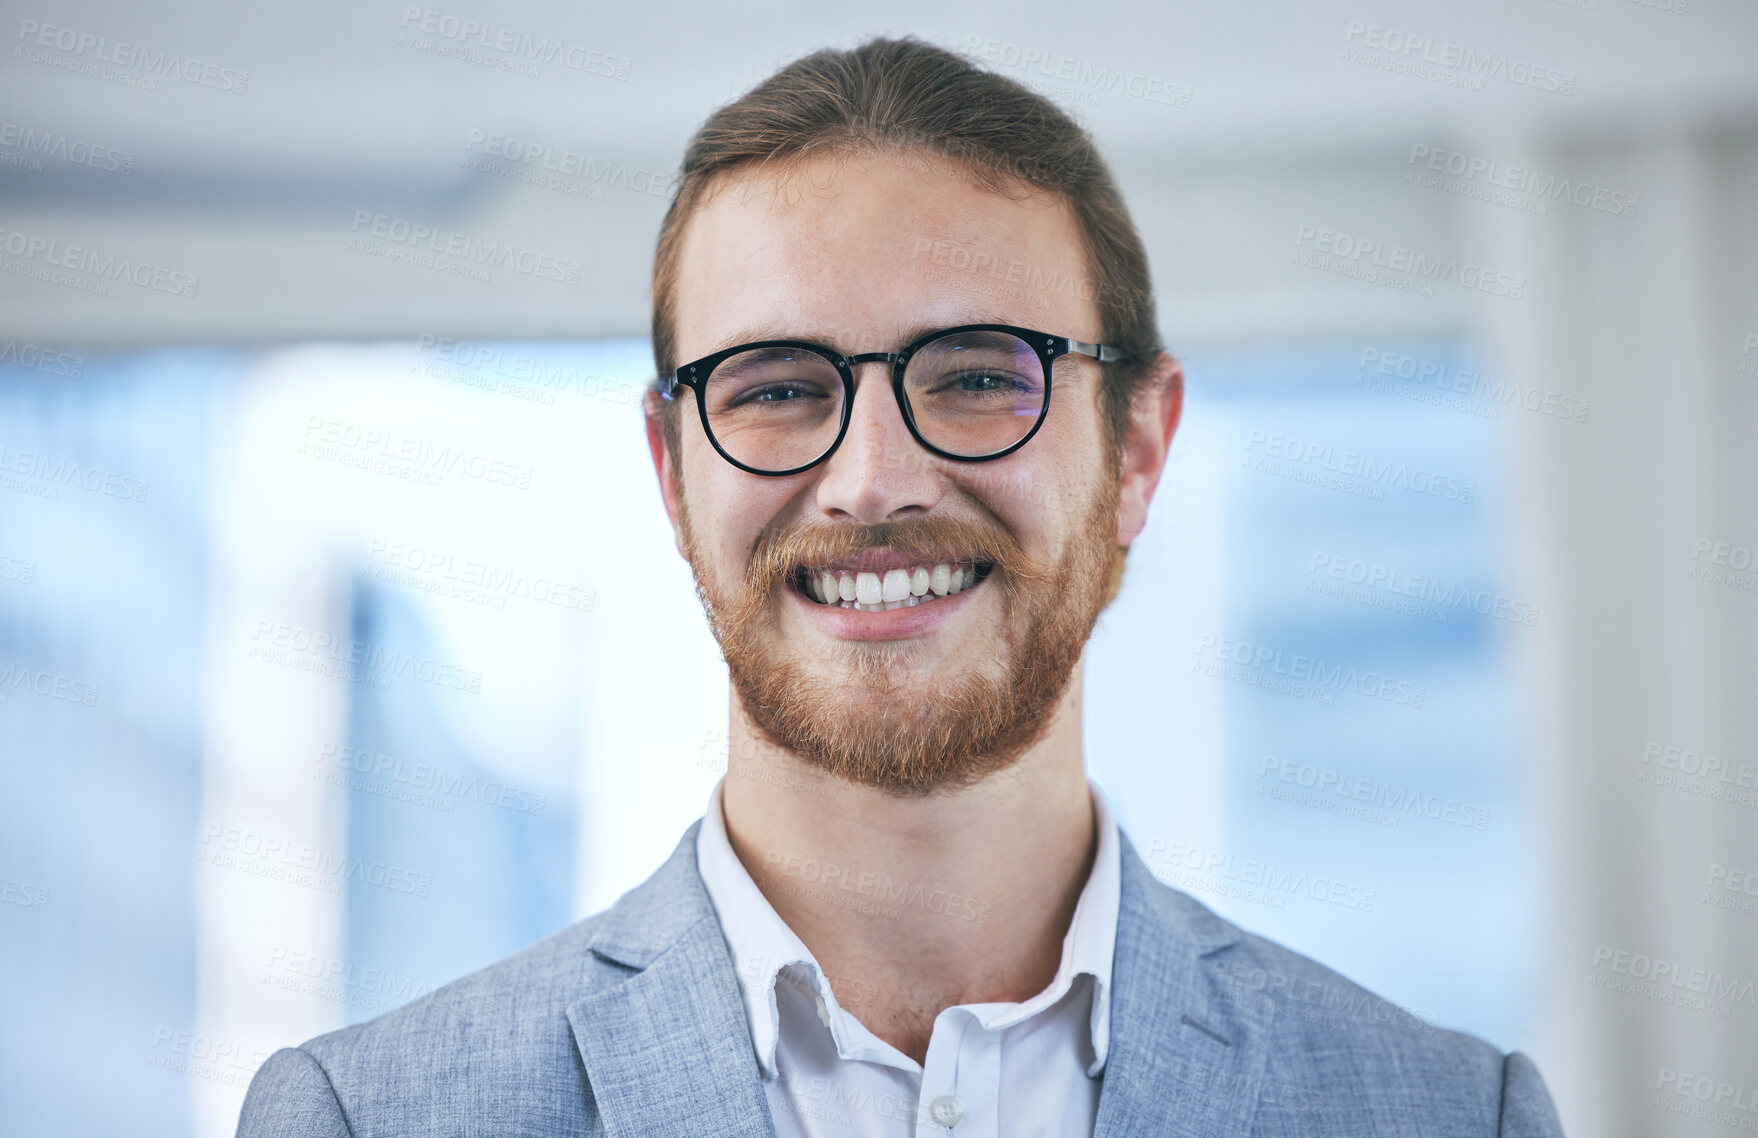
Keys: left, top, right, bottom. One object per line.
{"left": 927, "top": 1094, "right": 964, "bottom": 1128}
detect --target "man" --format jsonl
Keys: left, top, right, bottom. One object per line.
{"left": 240, "top": 37, "right": 1565, "bottom": 1137}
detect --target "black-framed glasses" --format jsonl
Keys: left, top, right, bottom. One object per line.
{"left": 658, "top": 323, "right": 1130, "bottom": 477}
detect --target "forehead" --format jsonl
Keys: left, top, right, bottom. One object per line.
{"left": 671, "top": 149, "right": 1097, "bottom": 359}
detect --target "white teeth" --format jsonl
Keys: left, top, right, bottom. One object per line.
{"left": 930, "top": 564, "right": 951, "bottom": 595}
{"left": 803, "top": 561, "right": 982, "bottom": 608}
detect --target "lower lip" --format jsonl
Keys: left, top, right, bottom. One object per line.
{"left": 789, "top": 575, "right": 984, "bottom": 640}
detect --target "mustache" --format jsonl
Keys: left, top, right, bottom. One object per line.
{"left": 744, "top": 513, "right": 1052, "bottom": 594}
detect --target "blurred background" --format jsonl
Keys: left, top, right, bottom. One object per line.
{"left": 2, "top": 1, "right": 1756, "bottom": 1135}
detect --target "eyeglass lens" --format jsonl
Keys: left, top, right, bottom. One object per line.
{"left": 700, "top": 329, "right": 1046, "bottom": 472}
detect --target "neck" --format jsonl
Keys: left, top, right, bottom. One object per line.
{"left": 718, "top": 660, "right": 1096, "bottom": 1065}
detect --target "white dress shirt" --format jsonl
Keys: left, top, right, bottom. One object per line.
{"left": 696, "top": 777, "right": 1121, "bottom": 1138}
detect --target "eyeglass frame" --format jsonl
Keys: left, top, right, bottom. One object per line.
{"left": 657, "top": 322, "right": 1131, "bottom": 477}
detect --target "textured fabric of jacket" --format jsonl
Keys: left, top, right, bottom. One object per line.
{"left": 236, "top": 821, "right": 1566, "bottom": 1138}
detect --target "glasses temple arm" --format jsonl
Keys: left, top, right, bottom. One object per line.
{"left": 1066, "top": 339, "right": 1130, "bottom": 364}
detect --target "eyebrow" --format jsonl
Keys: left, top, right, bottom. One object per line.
{"left": 709, "top": 314, "right": 1020, "bottom": 357}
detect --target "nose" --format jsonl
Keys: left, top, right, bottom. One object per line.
{"left": 812, "top": 362, "right": 943, "bottom": 524}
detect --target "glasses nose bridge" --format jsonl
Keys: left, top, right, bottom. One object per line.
{"left": 836, "top": 351, "right": 909, "bottom": 448}
{"left": 843, "top": 349, "right": 900, "bottom": 371}
{"left": 837, "top": 350, "right": 908, "bottom": 430}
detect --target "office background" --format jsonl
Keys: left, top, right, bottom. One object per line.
{"left": 2, "top": 1, "right": 1755, "bottom": 1135}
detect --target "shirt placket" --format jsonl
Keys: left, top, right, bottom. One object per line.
{"left": 916, "top": 1009, "right": 1001, "bottom": 1138}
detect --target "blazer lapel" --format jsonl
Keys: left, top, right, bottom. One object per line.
{"left": 566, "top": 823, "right": 777, "bottom": 1138}
{"left": 1095, "top": 833, "right": 1274, "bottom": 1138}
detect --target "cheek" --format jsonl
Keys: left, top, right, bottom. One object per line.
{"left": 681, "top": 443, "right": 797, "bottom": 561}
{"left": 969, "top": 399, "right": 1105, "bottom": 539}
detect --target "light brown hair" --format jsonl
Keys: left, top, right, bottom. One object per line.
{"left": 645, "top": 35, "right": 1164, "bottom": 471}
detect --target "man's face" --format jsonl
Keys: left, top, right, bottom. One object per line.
{"left": 654, "top": 148, "right": 1158, "bottom": 796}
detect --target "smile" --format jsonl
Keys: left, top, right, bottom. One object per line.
{"left": 790, "top": 559, "right": 993, "bottom": 612}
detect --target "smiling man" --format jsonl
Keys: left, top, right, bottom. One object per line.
{"left": 239, "top": 37, "right": 1565, "bottom": 1138}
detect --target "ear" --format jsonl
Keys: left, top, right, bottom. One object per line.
{"left": 643, "top": 389, "right": 685, "bottom": 555}
{"left": 1115, "top": 352, "right": 1184, "bottom": 546}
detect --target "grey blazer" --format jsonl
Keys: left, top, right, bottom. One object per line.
{"left": 237, "top": 823, "right": 1565, "bottom": 1137}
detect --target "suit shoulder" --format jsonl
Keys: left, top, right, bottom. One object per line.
{"left": 1125, "top": 863, "right": 1505, "bottom": 1071}
{"left": 297, "top": 912, "right": 624, "bottom": 1070}
{"left": 1209, "top": 928, "right": 1561, "bottom": 1132}
{"left": 1213, "top": 925, "right": 1500, "bottom": 1068}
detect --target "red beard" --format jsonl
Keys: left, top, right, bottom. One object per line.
{"left": 678, "top": 480, "right": 1122, "bottom": 796}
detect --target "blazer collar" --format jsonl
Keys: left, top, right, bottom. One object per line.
{"left": 567, "top": 821, "right": 778, "bottom": 1138}
{"left": 695, "top": 777, "right": 1125, "bottom": 1079}
{"left": 567, "top": 819, "right": 1273, "bottom": 1138}
{"left": 1094, "top": 830, "right": 1275, "bottom": 1138}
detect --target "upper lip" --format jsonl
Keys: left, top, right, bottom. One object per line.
{"left": 800, "top": 549, "right": 984, "bottom": 574}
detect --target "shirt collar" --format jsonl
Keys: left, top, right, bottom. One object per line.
{"left": 695, "top": 775, "right": 1121, "bottom": 1079}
